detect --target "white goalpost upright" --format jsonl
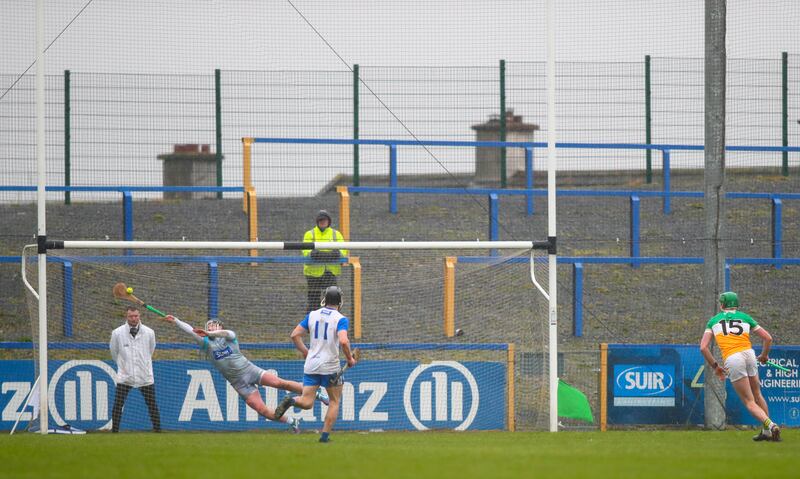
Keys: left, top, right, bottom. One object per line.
{"left": 545, "top": 0, "right": 559, "bottom": 433}
{"left": 35, "top": 0, "right": 49, "bottom": 436}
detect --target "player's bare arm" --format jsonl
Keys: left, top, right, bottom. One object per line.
{"left": 699, "top": 330, "right": 726, "bottom": 381}
{"left": 291, "top": 324, "right": 309, "bottom": 358}
{"left": 339, "top": 329, "right": 356, "bottom": 367}
{"left": 754, "top": 327, "right": 773, "bottom": 364}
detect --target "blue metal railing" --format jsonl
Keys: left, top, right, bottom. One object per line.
{"left": 0, "top": 186, "right": 245, "bottom": 254}
{"left": 456, "top": 255, "right": 800, "bottom": 337}
{"left": 4, "top": 254, "right": 797, "bottom": 339}
{"left": 252, "top": 137, "right": 800, "bottom": 215}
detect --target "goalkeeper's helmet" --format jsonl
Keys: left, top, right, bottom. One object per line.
{"left": 206, "top": 319, "right": 223, "bottom": 331}
{"left": 321, "top": 286, "right": 343, "bottom": 307}
{"left": 719, "top": 291, "right": 739, "bottom": 309}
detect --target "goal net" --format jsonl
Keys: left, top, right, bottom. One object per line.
{"left": 16, "top": 241, "right": 554, "bottom": 433}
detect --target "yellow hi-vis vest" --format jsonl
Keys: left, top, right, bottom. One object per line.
{"left": 302, "top": 226, "right": 348, "bottom": 277}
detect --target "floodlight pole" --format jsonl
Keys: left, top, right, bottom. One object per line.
{"left": 546, "top": 0, "right": 559, "bottom": 433}
{"left": 36, "top": 0, "right": 49, "bottom": 435}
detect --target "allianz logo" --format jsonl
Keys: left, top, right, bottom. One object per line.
{"left": 403, "top": 361, "right": 479, "bottom": 431}
{"left": 615, "top": 366, "right": 673, "bottom": 396}
{"left": 0, "top": 360, "right": 117, "bottom": 429}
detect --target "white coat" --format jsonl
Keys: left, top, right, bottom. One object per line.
{"left": 110, "top": 322, "right": 156, "bottom": 387}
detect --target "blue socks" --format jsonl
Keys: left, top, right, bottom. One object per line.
{"left": 319, "top": 432, "right": 330, "bottom": 443}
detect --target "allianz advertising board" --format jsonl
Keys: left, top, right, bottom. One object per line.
{"left": 608, "top": 345, "right": 800, "bottom": 426}
{"left": 0, "top": 360, "right": 505, "bottom": 431}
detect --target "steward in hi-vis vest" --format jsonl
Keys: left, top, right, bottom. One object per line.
{"left": 301, "top": 210, "right": 348, "bottom": 313}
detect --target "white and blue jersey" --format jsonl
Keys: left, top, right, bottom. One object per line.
{"left": 299, "top": 307, "right": 349, "bottom": 375}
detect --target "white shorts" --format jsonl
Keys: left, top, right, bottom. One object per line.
{"left": 724, "top": 349, "right": 758, "bottom": 383}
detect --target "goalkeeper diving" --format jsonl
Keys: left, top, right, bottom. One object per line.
{"left": 160, "top": 315, "right": 329, "bottom": 432}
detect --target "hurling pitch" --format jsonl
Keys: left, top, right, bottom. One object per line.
{"left": 0, "top": 430, "right": 795, "bottom": 479}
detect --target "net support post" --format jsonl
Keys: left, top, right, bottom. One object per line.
{"left": 506, "top": 342, "right": 515, "bottom": 432}
{"left": 499, "top": 59, "right": 507, "bottom": 189}
{"left": 443, "top": 257, "right": 457, "bottom": 337}
{"left": 645, "top": 55, "right": 652, "bottom": 184}
{"left": 599, "top": 343, "right": 608, "bottom": 431}
{"left": 246, "top": 187, "right": 258, "bottom": 258}
{"left": 389, "top": 145, "right": 398, "bottom": 214}
{"left": 662, "top": 150, "right": 671, "bottom": 214}
{"left": 208, "top": 261, "right": 219, "bottom": 320}
{"left": 348, "top": 257, "right": 362, "bottom": 339}
{"left": 629, "top": 195, "right": 640, "bottom": 268}
{"left": 782, "top": 52, "right": 788, "bottom": 176}
{"left": 353, "top": 64, "right": 360, "bottom": 192}
{"left": 488, "top": 193, "right": 499, "bottom": 240}
{"left": 572, "top": 263, "right": 583, "bottom": 337}
{"left": 64, "top": 69, "right": 71, "bottom": 205}
{"left": 242, "top": 138, "right": 253, "bottom": 213}
{"left": 724, "top": 262, "right": 731, "bottom": 291}
{"left": 772, "top": 198, "right": 782, "bottom": 269}
{"left": 337, "top": 186, "right": 351, "bottom": 241}
{"left": 215, "top": 69, "right": 223, "bottom": 199}
{"left": 525, "top": 147, "right": 534, "bottom": 215}
{"left": 122, "top": 191, "right": 133, "bottom": 256}
{"left": 63, "top": 260, "right": 74, "bottom": 337}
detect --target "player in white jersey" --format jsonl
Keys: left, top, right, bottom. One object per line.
{"left": 274, "top": 286, "right": 356, "bottom": 442}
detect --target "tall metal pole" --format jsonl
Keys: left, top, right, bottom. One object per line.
{"left": 36, "top": 0, "right": 49, "bottom": 435}
{"left": 546, "top": 0, "right": 559, "bottom": 433}
{"left": 703, "top": 0, "right": 727, "bottom": 430}
{"left": 215, "top": 69, "right": 223, "bottom": 199}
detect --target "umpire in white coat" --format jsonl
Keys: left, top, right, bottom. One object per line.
{"left": 110, "top": 306, "right": 161, "bottom": 432}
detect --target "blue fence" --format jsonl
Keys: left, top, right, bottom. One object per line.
{"left": 0, "top": 186, "right": 244, "bottom": 250}
{"left": 253, "top": 137, "right": 800, "bottom": 215}
{"left": 5, "top": 254, "right": 798, "bottom": 339}
{"left": 457, "top": 256, "right": 800, "bottom": 338}
{"left": 344, "top": 187, "right": 799, "bottom": 265}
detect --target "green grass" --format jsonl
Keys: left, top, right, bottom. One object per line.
{"left": 0, "top": 430, "right": 795, "bottom": 479}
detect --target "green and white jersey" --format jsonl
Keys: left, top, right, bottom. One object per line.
{"left": 705, "top": 310, "right": 759, "bottom": 360}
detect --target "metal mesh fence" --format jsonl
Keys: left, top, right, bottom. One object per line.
{"left": 221, "top": 70, "right": 352, "bottom": 198}
{"left": 507, "top": 61, "right": 646, "bottom": 183}
{"left": 790, "top": 54, "right": 800, "bottom": 170}
{"left": 0, "top": 55, "right": 797, "bottom": 200}
{"left": 652, "top": 56, "right": 789, "bottom": 181}
{"left": 0, "top": 74, "right": 63, "bottom": 203}
{"left": 358, "top": 66, "right": 497, "bottom": 186}
{"left": 69, "top": 72, "right": 216, "bottom": 201}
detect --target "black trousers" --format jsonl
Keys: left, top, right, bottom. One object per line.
{"left": 306, "top": 271, "right": 338, "bottom": 313}
{"left": 111, "top": 383, "right": 161, "bottom": 432}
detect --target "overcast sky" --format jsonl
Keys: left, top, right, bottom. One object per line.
{"left": 2, "top": 1, "right": 799, "bottom": 75}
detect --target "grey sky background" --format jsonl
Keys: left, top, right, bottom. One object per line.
{"left": 3, "top": 1, "right": 798, "bottom": 74}
{"left": 1, "top": 1, "right": 798, "bottom": 199}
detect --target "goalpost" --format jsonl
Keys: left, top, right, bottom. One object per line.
{"left": 21, "top": 239, "right": 557, "bottom": 432}
{"left": 24, "top": 0, "right": 560, "bottom": 435}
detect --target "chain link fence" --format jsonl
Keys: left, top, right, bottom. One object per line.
{"left": 1, "top": 55, "right": 797, "bottom": 200}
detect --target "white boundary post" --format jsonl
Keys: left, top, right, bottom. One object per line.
{"left": 35, "top": 0, "right": 49, "bottom": 435}
{"left": 546, "top": 0, "right": 559, "bottom": 433}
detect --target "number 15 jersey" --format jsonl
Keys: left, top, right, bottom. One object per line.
{"left": 705, "top": 310, "right": 760, "bottom": 361}
{"left": 300, "top": 307, "right": 349, "bottom": 375}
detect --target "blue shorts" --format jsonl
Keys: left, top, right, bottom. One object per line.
{"left": 303, "top": 373, "right": 336, "bottom": 388}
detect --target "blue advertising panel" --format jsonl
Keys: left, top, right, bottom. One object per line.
{"left": 0, "top": 360, "right": 506, "bottom": 432}
{"left": 607, "top": 345, "right": 800, "bottom": 426}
